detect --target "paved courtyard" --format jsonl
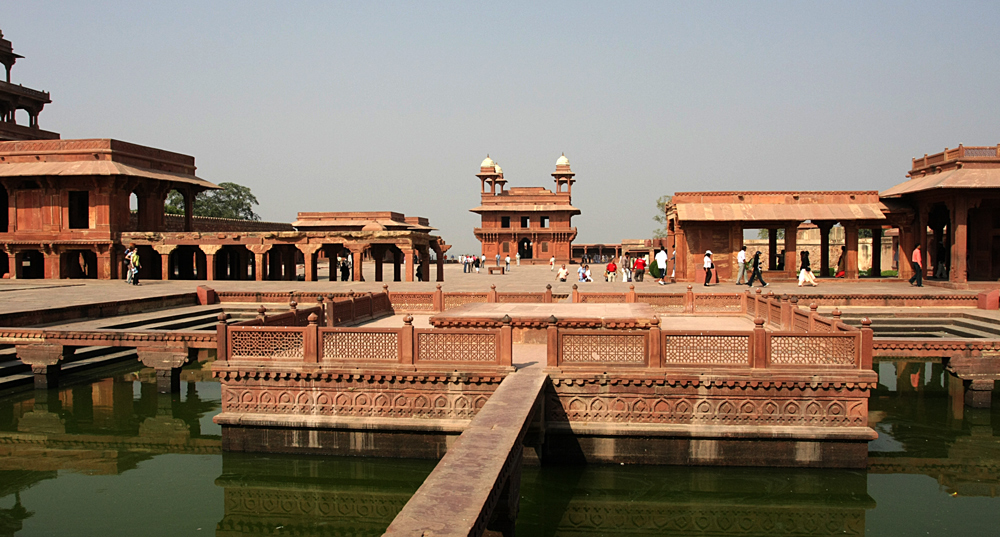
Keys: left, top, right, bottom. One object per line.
{"left": 0, "top": 263, "right": 982, "bottom": 316}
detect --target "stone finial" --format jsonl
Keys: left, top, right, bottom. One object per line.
{"left": 403, "top": 315, "right": 413, "bottom": 325}
{"left": 630, "top": 284, "right": 635, "bottom": 291}
{"left": 257, "top": 305, "right": 267, "bottom": 315}
{"left": 790, "top": 296, "right": 798, "bottom": 305}
{"left": 573, "top": 284, "right": 578, "bottom": 289}
{"left": 501, "top": 314, "right": 512, "bottom": 325}
{"left": 755, "top": 288, "right": 762, "bottom": 295}
{"left": 317, "top": 295, "right": 324, "bottom": 304}
{"left": 546, "top": 284, "right": 552, "bottom": 289}
{"left": 491, "top": 284, "right": 496, "bottom": 290}
{"left": 861, "top": 317, "right": 872, "bottom": 328}
{"left": 436, "top": 284, "right": 442, "bottom": 290}
{"left": 547, "top": 315, "right": 558, "bottom": 325}
{"left": 383, "top": 284, "right": 389, "bottom": 293}
{"left": 217, "top": 313, "right": 227, "bottom": 323}
{"left": 327, "top": 293, "right": 336, "bottom": 300}
{"left": 687, "top": 285, "right": 693, "bottom": 290}
{"left": 809, "top": 302, "right": 818, "bottom": 312}
{"left": 289, "top": 300, "right": 297, "bottom": 310}
{"left": 754, "top": 317, "right": 766, "bottom": 327}
{"left": 307, "top": 313, "right": 319, "bottom": 325}
{"left": 832, "top": 309, "right": 842, "bottom": 319}
{"left": 348, "top": 290, "right": 355, "bottom": 298}
{"left": 650, "top": 316, "right": 660, "bottom": 326}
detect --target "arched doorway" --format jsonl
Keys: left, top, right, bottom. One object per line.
{"left": 518, "top": 238, "right": 533, "bottom": 260}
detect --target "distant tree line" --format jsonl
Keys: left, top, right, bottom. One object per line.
{"left": 165, "top": 182, "right": 261, "bottom": 221}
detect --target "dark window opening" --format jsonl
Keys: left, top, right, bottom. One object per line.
{"left": 521, "top": 216, "right": 530, "bottom": 228}
{"left": 542, "top": 242, "right": 549, "bottom": 253}
{"left": 541, "top": 216, "right": 549, "bottom": 228}
{"left": 501, "top": 216, "right": 510, "bottom": 228}
{"left": 68, "top": 191, "right": 90, "bottom": 229}
{"left": 502, "top": 242, "right": 509, "bottom": 253}
{"left": 0, "top": 185, "right": 7, "bottom": 231}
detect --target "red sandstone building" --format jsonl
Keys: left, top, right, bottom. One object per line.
{"left": 471, "top": 155, "right": 579, "bottom": 264}
{"left": 0, "top": 30, "right": 58, "bottom": 142}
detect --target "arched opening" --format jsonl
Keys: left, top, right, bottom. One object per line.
{"left": 518, "top": 238, "right": 533, "bottom": 260}
{"left": 215, "top": 245, "right": 252, "bottom": 280}
{"left": 16, "top": 249, "right": 44, "bottom": 279}
{"left": 0, "top": 251, "right": 8, "bottom": 278}
{"left": 168, "top": 246, "right": 206, "bottom": 280}
{"left": 60, "top": 249, "right": 97, "bottom": 279}
{"left": 131, "top": 245, "right": 161, "bottom": 281}
{"left": 129, "top": 192, "right": 139, "bottom": 231}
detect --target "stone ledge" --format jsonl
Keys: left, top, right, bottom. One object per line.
{"left": 545, "top": 421, "right": 878, "bottom": 441}
{"left": 214, "top": 412, "right": 471, "bottom": 433}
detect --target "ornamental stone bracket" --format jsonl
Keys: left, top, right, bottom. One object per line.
{"left": 946, "top": 355, "right": 1000, "bottom": 408}
{"left": 15, "top": 343, "right": 74, "bottom": 389}
{"left": 137, "top": 345, "right": 192, "bottom": 394}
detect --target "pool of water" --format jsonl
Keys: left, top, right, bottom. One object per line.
{"left": 0, "top": 359, "right": 997, "bottom": 536}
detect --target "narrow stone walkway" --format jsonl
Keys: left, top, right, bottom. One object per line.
{"left": 383, "top": 343, "right": 547, "bottom": 536}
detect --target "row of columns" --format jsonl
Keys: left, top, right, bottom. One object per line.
{"left": 4, "top": 244, "right": 115, "bottom": 279}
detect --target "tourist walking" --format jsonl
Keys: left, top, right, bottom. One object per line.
{"left": 798, "top": 251, "right": 818, "bottom": 287}
{"left": 556, "top": 264, "right": 569, "bottom": 282}
{"left": 606, "top": 259, "right": 617, "bottom": 282}
{"left": 495, "top": 253, "right": 500, "bottom": 266}
{"left": 515, "top": 252, "right": 520, "bottom": 266}
{"left": 473, "top": 255, "right": 480, "bottom": 273}
{"left": 909, "top": 244, "right": 923, "bottom": 287}
{"left": 735, "top": 245, "right": 749, "bottom": 284}
{"left": 703, "top": 250, "right": 714, "bottom": 286}
{"left": 747, "top": 251, "right": 768, "bottom": 287}
{"left": 655, "top": 248, "right": 669, "bottom": 285}
{"left": 504, "top": 255, "right": 511, "bottom": 272}
{"left": 634, "top": 257, "right": 646, "bottom": 282}
{"left": 124, "top": 245, "right": 135, "bottom": 284}
{"left": 550, "top": 256, "right": 555, "bottom": 270}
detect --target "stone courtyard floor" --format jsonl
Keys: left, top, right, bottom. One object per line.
{"left": 0, "top": 263, "right": 986, "bottom": 316}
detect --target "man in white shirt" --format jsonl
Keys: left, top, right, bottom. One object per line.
{"left": 655, "top": 249, "right": 669, "bottom": 285}
{"left": 703, "top": 250, "right": 714, "bottom": 286}
{"left": 735, "top": 246, "right": 748, "bottom": 284}
{"left": 505, "top": 255, "right": 511, "bottom": 272}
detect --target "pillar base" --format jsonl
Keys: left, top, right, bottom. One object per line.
{"left": 31, "top": 364, "right": 60, "bottom": 390}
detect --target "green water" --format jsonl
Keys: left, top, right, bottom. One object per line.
{"left": 0, "top": 360, "right": 997, "bottom": 536}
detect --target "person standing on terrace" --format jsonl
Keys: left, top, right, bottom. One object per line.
{"left": 909, "top": 244, "right": 923, "bottom": 287}
{"left": 655, "top": 248, "right": 669, "bottom": 285}
{"left": 550, "top": 255, "right": 555, "bottom": 271}
{"left": 735, "top": 245, "right": 749, "bottom": 285}
{"left": 556, "top": 264, "right": 569, "bottom": 282}
{"left": 703, "top": 250, "right": 714, "bottom": 287}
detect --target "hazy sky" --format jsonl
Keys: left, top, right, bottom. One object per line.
{"left": 7, "top": 2, "right": 999, "bottom": 254}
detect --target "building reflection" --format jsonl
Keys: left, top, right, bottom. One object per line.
{"left": 214, "top": 454, "right": 435, "bottom": 537}
{"left": 869, "top": 359, "right": 1000, "bottom": 497}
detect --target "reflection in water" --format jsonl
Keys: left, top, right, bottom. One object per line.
{"left": 0, "top": 358, "right": 996, "bottom": 536}
{"left": 215, "top": 454, "right": 435, "bottom": 537}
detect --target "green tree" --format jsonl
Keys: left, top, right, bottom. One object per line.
{"left": 756, "top": 228, "right": 785, "bottom": 240}
{"left": 653, "top": 195, "right": 672, "bottom": 238}
{"left": 164, "top": 182, "right": 261, "bottom": 221}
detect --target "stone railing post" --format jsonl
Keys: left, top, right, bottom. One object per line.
{"left": 754, "top": 288, "right": 762, "bottom": 318}
{"left": 348, "top": 291, "right": 357, "bottom": 323}
{"left": 401, "top": 315, "right": 414, "bottom": 365}
{"left": 315, "top": 295, "right": 325, "bottom": 324}
{"left": 434, "top": 284, "right": 444, "bottom": 312}
{"left": 648, "top": 317, "right": 661, "bottom": 368}
{"left": 546, "top": 316, "right": 559, "bottom": 367}
{"left": 752, "top": 318, "right": 767, "bottom": 368}
{"left": 216, "top": 313, "right": 228, "bottom": 362}
{"left": 489, "top": 284, "right": 498, "bottom": 303}
{"left": 860, "top": 317, "right": 873, "bottom": 370}
{"left": 289, "top": 299, "right": 298, "bottom": 324}
{"left": 684, "top": 285, "right": 694, "bottom": 313}
{"left": 572, "top": 284, "right": 580, "bottom": 303}
{"left": 780, "top": 295, "right": 792, "bottom": 330}
{"left": 500, "top": 315, "right": 513, "bottom": 367}
{"left": 544, "top": 284, "right": 553, "bottom": 303}
{"left": 626, "top": 284, "right": 637, "bottom": 303}
{"left": 256, "top": 305, "right": 267, "bottom": 325}
{"left": 304, "top": 313, "right": 319, "bottom": 364}
{"left": 808, "top": 303, "right": 818, "bottom": 332}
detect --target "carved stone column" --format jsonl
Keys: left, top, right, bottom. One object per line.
{"left": 153, "top": 244, "right": 176, "bottom": 281}
{"left": 199, "top": 244, "right": 223, "bottom": 281}
{"left": 296, "top": 243, "right": 322, "bottom": 282}
{"left": 349, "top": 245, "right": 365, "bottom": 282}
{"left": 844, "top": 223, "right": 859, "bottom": 279}
{"left": 402, "top": 248, "right": 415, "bottom": 282}
{"left": 16, "top": 343, "right": 74, "bottom": 389}
{"left": 247, "top": 244, "right": 271, "bottom": 281}
{"left": 137, "top": 344, "right": 191, "bottom": 393}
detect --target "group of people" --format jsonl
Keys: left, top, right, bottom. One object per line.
{"left": 550, "top": 249, "right": 676, "bottom": 285}
{"left": 123, "top": 245, "right": 141, "bottom": 285}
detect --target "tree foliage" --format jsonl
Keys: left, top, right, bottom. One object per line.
{"left": 653, "top": 195, "right": 672, "bottom": 238}
{"left": 165, "top": 182, "right": 261, "bottom": 221}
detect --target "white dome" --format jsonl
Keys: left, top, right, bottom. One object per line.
{"left": 494, "top": 164, "right": 503, "bottom": 174}
{"left": 556, "top": 153, "right": 570, "bottom": 166}
{"left": 480, "top": 155, "right": 495, "bottom": 168}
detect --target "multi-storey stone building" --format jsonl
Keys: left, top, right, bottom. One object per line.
{"left": 471, "top": 154, "right": 579, "bottom": 264}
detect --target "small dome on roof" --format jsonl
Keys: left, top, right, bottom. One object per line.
{"left": 362, "top": 222, "right": 385, "bottom": 232}
{"left": 556, "top": 153, "right": 570, "bottom": 167}
{"left": 494, "top": 164, "right": 503, "bottom": 174}
{"left": 480, "top": 155, "right": 495, "bottom": 168}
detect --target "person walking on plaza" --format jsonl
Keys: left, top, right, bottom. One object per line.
{"left": 606, "top": 259, "right": 617, "bottom": 282}
{"left": 556, "top": 264, "right": 569, "bottom": 282}
{"left": 798, "top": 251, "right": 818, "bottom": 287}
{"left": 515, "top": 252, "right": 520, "bottom": 266}
{"left": 735, "top": 245, "right": 749, "bottom": 284}
{"left": 495, "top": 253, "right": 500, "bottom": 266}
{"left": 124, "top": 245, "right": 135, "bottom": 284}
{"left": 703, "top": 250, "right": 714, "bottom": 286}
{"left": 550, "top": 256, "right": 555, "bottom": 270}
{"left": 634, "top": 257, "right": 646, "bottom": 282}
{"left": 505, "top": 255, "right": 511, "bottom": 272}
{"left": 909, "top": 244, "right": 923, "bottom": 287}
{"left": 747, "top": 251, "right": 768, "bottom": 288}
{"left": 655, "top": 248, "right": 669, "bottom": 285}
{"left": 473, "top": 255, "right": 480, "bottom": 273}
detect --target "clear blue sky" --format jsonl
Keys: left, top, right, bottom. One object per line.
{"left": 7, "top": 2, "right": 999, "bottom": 254}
